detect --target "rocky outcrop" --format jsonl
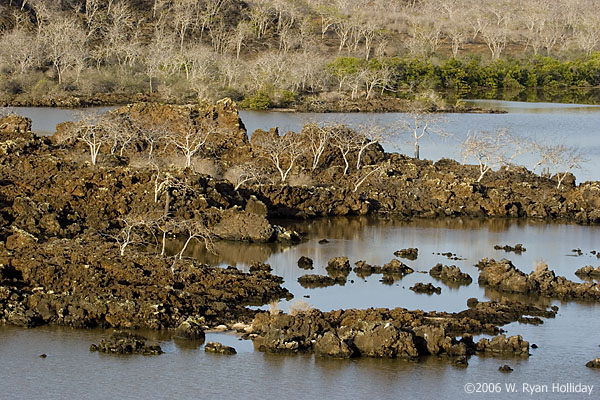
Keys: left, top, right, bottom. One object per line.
{"left": 89, "top": 332, "right": 163, "bottom": 355}
{"left": 352, "top": 259, "right": 414, "bottom": 283}
{"left": 499, "top": 364, "right": 514, "bottom": 372}
{"left": 174, "top": 317, "right": 206, "bottom": 340}
{"left": 0, "top": 114, "right": 33, "bottom": 140}
{"left": 476, "top": 334, "right": 529, "bottom": 357}
{"left": 250, "top": 302, "right": 548, "bottom": 360}
{"left": 298, "top": 274, "right": 343, "bottom": 288}
{"left": 410, "top": 282, "right": 442, "bottom": 294}
{"left": 0, "top": 239, "right": 292, "bottom": 329}
{"left": 586, "top": 358, "right": 600, "bottom": 368}
{"left": 212, "top": 208, "right": 274, "bottom": 242}
{"left": 429, "top": 264, "right": 473, "bottom": 286}
{"left": 353, "top": 260, "right": 380, "bottom": 278}
{"left": 325, "top": 256, "right": 351, "bottom": 280}
{"left": 297, "top": 256, "right": 314, "bottom": 270}
{"left": 477, "top": 258, "right": 600, "bottom": 301}
{"left": 249, "top": 262, "right": 272, "bottom": 273}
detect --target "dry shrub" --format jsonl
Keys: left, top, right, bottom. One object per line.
{"left": 268, "top": 300, "right": 281, "bottom": 316}
{"left": 534, "top": 259, "right": 548, "bottom": 273}
{"left": 289, "top": 299, "right": 313, "bottom": 316}
{"left": 192, "top": 158, "right": 221, "bottom": 178}
{"left": 287, "top": 172, "right": 313, "bottom": 187}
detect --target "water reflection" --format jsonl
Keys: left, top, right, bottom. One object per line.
{"left": 163, "top": 238, "right": 291, "bottom": 266}
{"left": 177, "top": 216, "right": 600, "bottom": 314}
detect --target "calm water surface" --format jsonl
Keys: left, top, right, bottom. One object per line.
{"left": 2, "top": 101, "right": 600, "bottom": 399}
{"left": 239, "top": 101, "right": 600, "bottom": 183}
{"left": 2, "top": 217, "right": 600, "bottom": 400}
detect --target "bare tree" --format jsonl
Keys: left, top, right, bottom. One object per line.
{"left": 41, "top": 16, "right": 87, "bottom": 84}
{"left": 224, "top": 162, "right": 263, "bottom": 190}
{"left": 355, "top": 122, "right": 392, "bottom": 169}
{"left": 400, "top": 111, "right": 448, "bottom": 160}
{"left": 331, "top": 124, "right": 361, "bottom": 175}
{"left": 176, "top": 219, "right": 215, "bottom": 259}
{"left": 172, "top": 0, "right": 198, "bottom": 52}
{"left": 68, "top": 112, "right": 111, "bottom": 166}
{"left": 165, "top": 119, "right": 216, "bottom": 168}
{"left": 461, "top": 128, "right": 523, "bottom": 182}
{"left": 253, "top": 130, "right": 304, "bottom": 184}
{"left": 301, "top": 122, "right": 332, "bottom": 170}
{"left": 0, "top": 29, "right": 40, "bottom": 74}
{"left": 353, "top": 163, "right": 385, "bottom": 192}
{"left": 144, "top": 28, "right": 175, "bottom": 93}
{"left": 231, "top": 20, "right": 253, "bottom": 59}
{"left": 111, "top": 214, "right": 150, "bottom": 256}
{"left": 532, "top": 143, "right": 587, "bottom": 188}
{"left": 103, "top": 115, "right": 136, "bottom": 157}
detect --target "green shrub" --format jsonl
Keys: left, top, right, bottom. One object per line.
{"left": 240, "top": 90, "right": 271, "bottom": 110}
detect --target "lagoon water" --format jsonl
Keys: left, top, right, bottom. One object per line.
{"left": 2, "top": 102, "right": 600, "bottom": 399}
{"left": 2, "top": 217, "right": 600, "bottom": 400}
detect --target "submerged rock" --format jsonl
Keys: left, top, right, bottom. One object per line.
{"left": 205, "top": 342, "right": 237, "bottom": 355}
{"left": 298, "top": 274, "right": 341, "bottom": 288}
{"left": 410, "top": 283, "right": 442, "bottom": 294}
{"left": 477, "top": 258, "right": 600, "bottom": 301}
{"left": 499, "top": 364, "right": 514, "bottom": 373}
{"left": 494, "top": 244, "right": 526, "bottom": 254}
{"left": 90, "top": 332, "right": 163, "bottom": 355}
{"left": 585, "top": 358, "right": 600, "bottom": 368}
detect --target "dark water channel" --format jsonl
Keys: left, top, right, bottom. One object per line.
{"left": 2, "top": 101, "right": 600, "bottom": 399}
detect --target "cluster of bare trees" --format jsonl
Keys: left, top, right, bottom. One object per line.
{"left": 2, "top": 0, "right": 600, "bottom": 102}
{"left": 249, "top": 121, "right": 393, "bottom": 188}
{"left": 367, "top": 0, "right": 600, "bottom": 59}
{"left": 461, "top": 128, "right": 587, "bottom": 187}
{"left": 60, "top": 109, "right": 220, "bottom": 168}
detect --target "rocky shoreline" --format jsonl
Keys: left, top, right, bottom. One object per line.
{"left": 1, "top": 100, "right": 599, "bottom": 364}
{"left": 1, "top": 92, "right": 501, "bottom": 114}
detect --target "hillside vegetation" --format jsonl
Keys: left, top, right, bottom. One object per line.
{"left": 1, "top": 0, "right": 600, "bottom": 108}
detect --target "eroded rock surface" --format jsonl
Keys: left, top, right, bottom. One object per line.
{"left": 429, "top": 264, "right": 473, "bottom": 286}
{"left": 477, "top": 258, "right": 600, "bottom": 301}
{"left": 251, "top": 301, "right": 547, "bottom": 361}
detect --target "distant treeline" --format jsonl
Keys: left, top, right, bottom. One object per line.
{"left": 2, "top": 0, "right": 600, "bottom": 107}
